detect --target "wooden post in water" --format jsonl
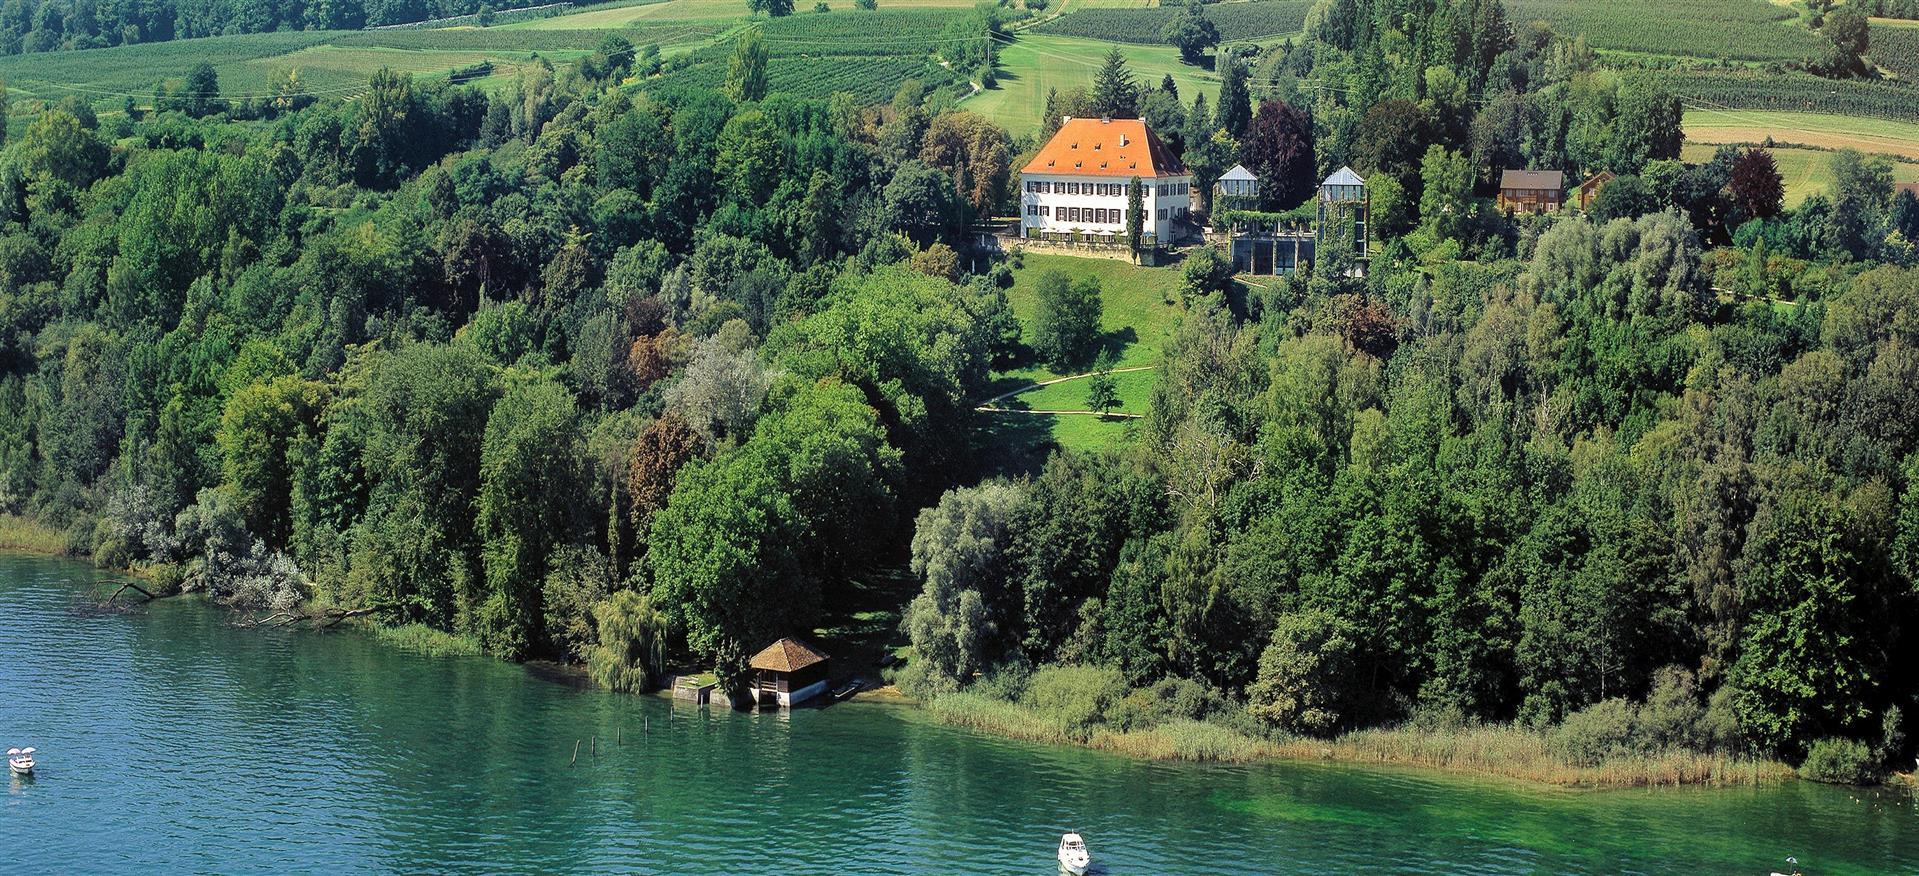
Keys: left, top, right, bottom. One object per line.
{"left": 592, "top": 735, "right": 597, "bottom": 758}
{"left": 571, "top": 739, "right": 580, "bottom": 767}
{"left": 617, "top": 727, "right": 622, "bottom": 747}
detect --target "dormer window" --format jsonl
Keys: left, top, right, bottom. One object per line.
{"left": 1094, "top": 143, "right": 1101, "bottom": 150}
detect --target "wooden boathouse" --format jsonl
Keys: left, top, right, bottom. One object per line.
{"left": 749, "top": 637, "right": 831, "bottom": 707}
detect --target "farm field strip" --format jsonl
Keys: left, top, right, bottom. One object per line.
{"left": 1682, "top": 107, "right": 1919, "bottom": 160}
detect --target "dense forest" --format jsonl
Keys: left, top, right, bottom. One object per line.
{"left": 2, "top": 0, "right": 1918, "bottom": 782}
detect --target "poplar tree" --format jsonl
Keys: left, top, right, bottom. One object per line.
{"left": 1214, "top": 55, "right": 1251, "bottom": 138}
{"left": 724, "top": 31, "right": 768, "bottom": 102}
{"left": 1126, "top": 176, "right": 1145, "bottom": 255}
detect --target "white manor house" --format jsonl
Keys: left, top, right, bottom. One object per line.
{"left": 1018, "top": 117, "right": 1192, "bottom": 246}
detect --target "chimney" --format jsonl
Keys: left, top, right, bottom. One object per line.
{"left": 1061, "top": 115, "right": 1072, "bottom": 125}
{"left": 1101, "top": 114, "right": 1112, "bottom": 123}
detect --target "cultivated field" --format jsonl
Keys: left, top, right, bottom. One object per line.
{"left": 1505, "top": 0, "right": 1824, "bottom": 62}
{"left": 1683, "top": 108, "right": 1919, "bottom": 160}
{"left": 1873, "top": 22, "right": 1919, "bottom": 80}
{"left": 507, "top": 0, "right": 978, "bottom": 28}
{"left": 1034, "top": 0, "right": 1311, "bottom": 44}
{"left": 1680, "top": 143, "right": 1919, "bottom": 207}
{"left": 967, "top": 33, "right": 1219, "bottom": 136}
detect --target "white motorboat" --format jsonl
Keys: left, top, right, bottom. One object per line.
{"left": 1057, "top": 832, "right": 1089, "bottom": 875}
{"left": 7, "top": 747, "right": 34, "bottom": 776}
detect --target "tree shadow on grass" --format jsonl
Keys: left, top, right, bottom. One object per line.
{"left": 967, "top": 411, "right": 1057, "bottom": 482}
{"left": 1097, "top": 326, "right": 1138, "bottom": 364}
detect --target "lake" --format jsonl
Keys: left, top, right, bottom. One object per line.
{"left": 3, "top": 553, "right": 1916, "bottom": 874}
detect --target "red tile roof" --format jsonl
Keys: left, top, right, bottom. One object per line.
{"left": 1022, "top": 117, "right": 1186, "bottom": 178}
{"left": 749, "top": 637, "right": 829, "bottom": 673}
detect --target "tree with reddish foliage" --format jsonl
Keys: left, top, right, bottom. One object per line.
{"left": 1332, "top": 294, "right": 1399, "bottom": 360}
{"left": 1240, "top": 99, "right": 1317, "bottom": 211}
{"left": 627, "top": 329, "right": 679, "bottom": 391}
{"left": 1729, "top": 148, "right": 1785, "bottom": 221}
{"left": 627, "top": 412, "right": 702, "bottom": 532}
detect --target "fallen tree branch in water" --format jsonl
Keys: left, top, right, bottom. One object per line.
{"left": 103, "top": 580, "right": 158, "bottom": 605}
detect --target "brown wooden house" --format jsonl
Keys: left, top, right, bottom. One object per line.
{"left": 1578, "top": 171, "right": 1616, "bottom": 211}
{"left": 1498, "top": 169, "right": 1567, "bottom": 214}
{"left": 749, "top": 637, "right": 831, "bottom": 707}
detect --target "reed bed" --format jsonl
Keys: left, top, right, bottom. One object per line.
{"left": 925, "top": 692, "right": 1270, "bottom": 763}
{"left": 0, "top": 514, "right": 69, "bottom": 556}
{"left": 1272, "top": 725, "right": 1794, "bottom": 787}
{"left": 925, "top": 692, "right": 1793, "bottom": 785}
{"left": 365, "top": 622, "right": 484, "bottom": 658}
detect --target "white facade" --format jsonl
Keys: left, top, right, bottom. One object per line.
{"left": 1020, "top": 174, "right": 1192, "bottom": 243}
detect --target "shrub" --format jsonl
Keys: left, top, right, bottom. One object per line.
{"left": 1551, "top": 697, "right": 1641, "bottom": 767}
{"left": 1799, "top": 737, "right": 1878, "bottom": 785}
{"left": 1023, "top": 664, "right": 1128, "bottom": 741}
{"left": 1637, "top": 665, "right": 1710, "bottom": 751}
{"left": 1247, "top": 609, "right": 1360, "bottom": 736}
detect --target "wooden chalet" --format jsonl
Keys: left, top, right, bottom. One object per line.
{"left": 1498, "top": 169, "right": 1567, "bottom": 214}
{"left": 1578, "top": 171, "right": 1616, "bottom": 211}
{"left": 749, "top": 637, "right": 831, "bottom": 707}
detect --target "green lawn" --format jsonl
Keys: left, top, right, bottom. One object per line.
{"left": 1681, "top": 142, "right": 1919, "bottom": 207}
{"left": 973, "top": 253, "right": 1183, "bottom": 468}
{"left": 997, "top": 252, "right": 1186, "bottom": 383}
{"left": 965, "top": 34, "right": 1218, "bottom": 138}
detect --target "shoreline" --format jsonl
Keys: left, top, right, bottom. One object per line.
{"left": 0, "top": 536, "right": 1805, "bottom": 790}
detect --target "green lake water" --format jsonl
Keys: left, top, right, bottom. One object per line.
{"left": 3, "top": 553, "right": 1916, "bottom": 874}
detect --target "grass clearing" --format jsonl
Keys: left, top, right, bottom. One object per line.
{"left": 1681, "top": 142, "right": 1919, "bottom": 207}
{"left": 998, "top": 252, "right": 1185, "bottom": 379}
{"left": 973, "top": 252, "right": 1180, "bottom": 467}
{"left": 966, "top": 34, "right": 1218, "bottom": 137}
{"left": 1004, "top": 367, "right": 1157, "bottom": 413}
{"left": 1683, "top": 108, "right": 1919, "bottom": 160}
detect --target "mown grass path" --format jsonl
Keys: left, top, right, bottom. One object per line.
{"left": 976, "top": 365, "right": 1155, "bottom": 417}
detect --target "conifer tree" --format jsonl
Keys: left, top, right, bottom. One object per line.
{"left": 1090, "top": 47, "right": 1139, "bottom": 119}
